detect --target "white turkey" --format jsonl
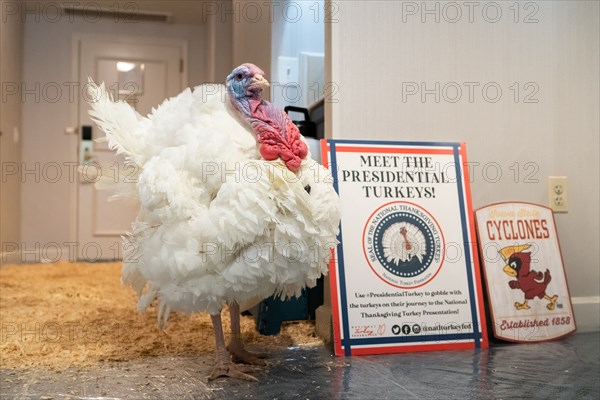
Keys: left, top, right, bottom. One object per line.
{"left": 87, "top": 63, "right": 340, "bottom": 381}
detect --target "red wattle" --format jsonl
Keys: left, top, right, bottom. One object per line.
{"left": 249, "top": 103, "right": 309, "bottom": 172}
{"left": 260, "top": 144, "right": 279, "bottom": 160}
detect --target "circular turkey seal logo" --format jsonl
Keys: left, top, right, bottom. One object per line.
{"left": 363, "top": 201, "right": 445, "bottom": 288}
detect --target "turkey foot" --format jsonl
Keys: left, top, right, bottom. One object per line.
{"left": 209, "top": 360, "right": 258, "bottom": 382}
{"left": 228, "top": 302, "right": 267, "bottom": 365}
{"left": 545, "top": 294, "right": 558, "bottom": 310}
{"left": 209, "top": 312, "right": 258, "bottom": 382}
{"left": 228, "top": 341, "right": 268, "bottom": 365}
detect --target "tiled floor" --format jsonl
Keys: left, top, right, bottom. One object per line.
{"left": 1, "top": 332, "right": 598, "bottom": 399}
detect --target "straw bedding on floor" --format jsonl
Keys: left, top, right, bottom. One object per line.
{"left": 0, "top": 261, "right": 321, "bottom": 369}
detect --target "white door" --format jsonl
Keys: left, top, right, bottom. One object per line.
{"left": 76, "top": 35, "right": 186, "bottom": 261}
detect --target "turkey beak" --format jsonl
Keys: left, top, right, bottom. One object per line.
{"left": 249, "top": 74, "right": 270, "bottom": 90}
{"left": 503, "top": 264, "right": 517, "bottom": 277}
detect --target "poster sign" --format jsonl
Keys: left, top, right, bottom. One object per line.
{"left": 474, "top": 202, "right": 576, "bottom": 342}
{"left": 322, "top": 139, "right": 488, "bottom": 356}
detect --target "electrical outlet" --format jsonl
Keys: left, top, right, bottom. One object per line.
{"left": 277, "top": 56, "right": 298, "bottom": 85}
{"left": 548, "top": 176, "right": 568, "bottom": 213}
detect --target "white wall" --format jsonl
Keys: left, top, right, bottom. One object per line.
{"left": 327, "top": 1, "right": 599, "bottom": 331}
{"left": 0, "top": 4, "right": 23, "bottom": 263}
{"left": 18, "top": 15, "right": 204, "bottom": 258}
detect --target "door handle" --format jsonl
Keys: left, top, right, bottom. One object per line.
{"left": 80, "top": 125, "right": 94, "bottom": 164}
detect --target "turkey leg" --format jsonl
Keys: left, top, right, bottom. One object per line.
{"left": 227, "top": 302, "right": 268, "bottom": 365}
{"left": 208, "top": 312, "right": 257, "bottom": 381}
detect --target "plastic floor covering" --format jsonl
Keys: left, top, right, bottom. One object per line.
{"left": 1, "top": 332, "right": 598, "bottom": 399}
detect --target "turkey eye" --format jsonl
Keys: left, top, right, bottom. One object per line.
{"left": 236, "top": 73, "right": 243, "bottom": 80}
{"left": 510, "top": 262, "right": 517, "bottom": 268}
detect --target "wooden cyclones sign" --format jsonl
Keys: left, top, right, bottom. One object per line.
{"left": 322, "top": 139, "right": 488, "bottom": 356}
{"left": 474, "top": 202, "right": 576, "bottom": 342}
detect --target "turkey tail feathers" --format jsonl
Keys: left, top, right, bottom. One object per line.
{"left": 86, "top": 78, "right": 143, "bottom": 201}
{"left": 87, "top": 78, "right": 145, "bottom": 163}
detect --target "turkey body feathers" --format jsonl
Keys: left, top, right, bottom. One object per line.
{"left": 88, "top": 82, "right": 340, "bottom": 325}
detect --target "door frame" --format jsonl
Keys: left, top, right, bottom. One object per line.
{"left": 68, "top": 33, "right": 188, "bottom": 247}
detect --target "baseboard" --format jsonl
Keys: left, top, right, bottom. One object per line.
{"left": 572, "top": 296, "right": 600, "bottom": 333}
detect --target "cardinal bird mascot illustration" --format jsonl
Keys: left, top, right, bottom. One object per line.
{"left": 500, "top": 244, "right": 559, "bottom": 311}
